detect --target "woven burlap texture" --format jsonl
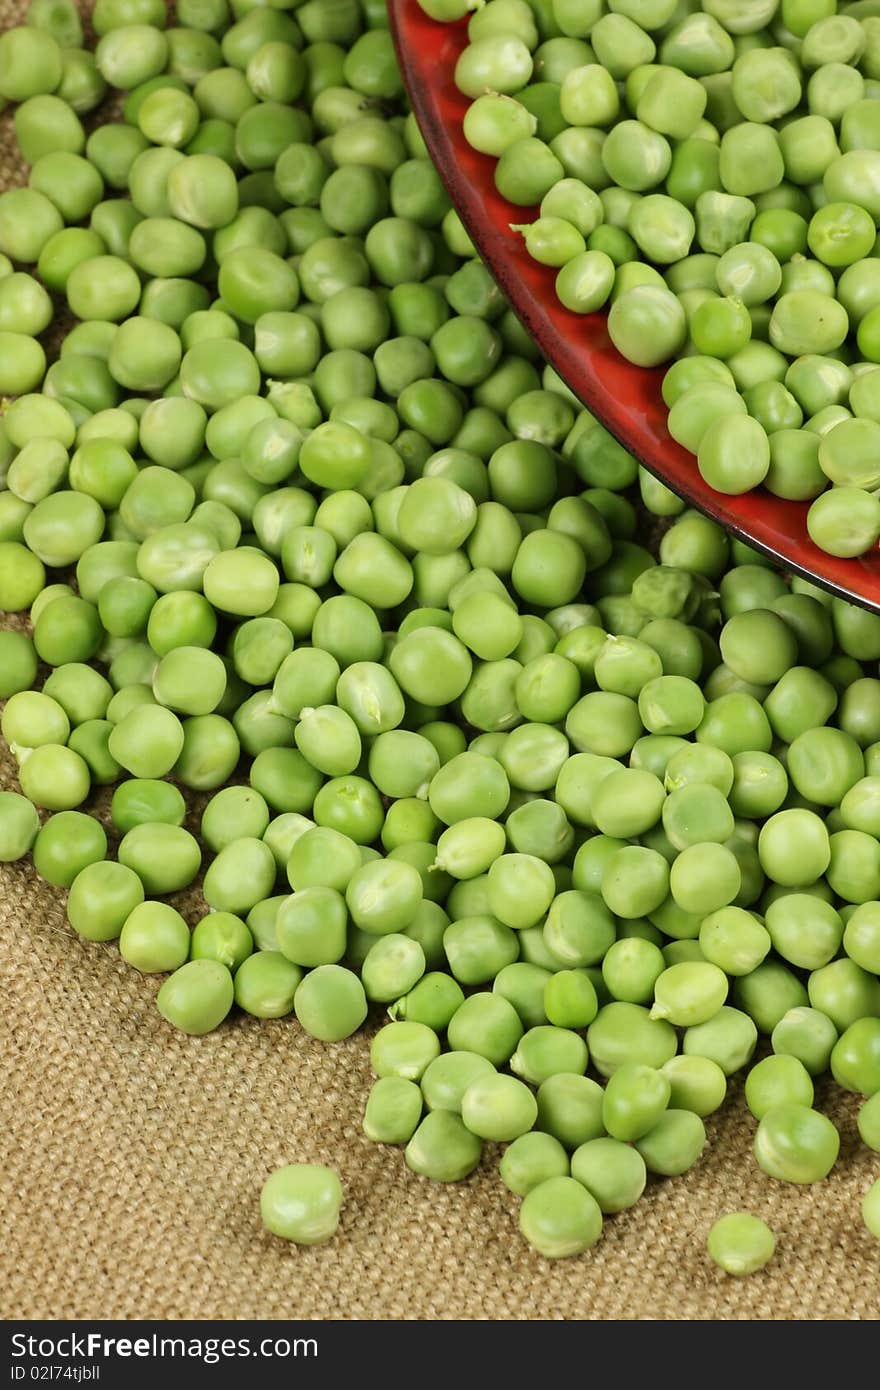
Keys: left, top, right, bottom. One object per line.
{"left": 2, "top": 0, "right": 879, "bottom": 1322}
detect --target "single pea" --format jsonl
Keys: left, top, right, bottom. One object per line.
{"left": 66, "top": 860, "right": 144, "bottom": 943}
{"left": 602, "top": 1064, "right": 671, "bottom": 1142}
{"left": 32, "top": 811, "right": 107, "bottom": 889}
{"left": 203, "top": 837, "right": 277, "bottom": 917}
{"left": 419, "top": 1049, "right": 496, "bottom": 1115}
{"left": 543, "top": 970, "right": 598, "bottom": 1030}
{"left": 745, "top": 1054, "right": 815, "bottom": 1120}
{"left": 363, "top": 1076, "right": 423, "bottom": 1146}
{"left": 447, "top": 991, "right": 523, "bottom": 1066}
{"left": 260, "top": 1164, "right": 343, "bottom": 1245}
{"left": 156, "top": 959, "right": 233, "bottom": 1035}
{"left": 587, "top": 1002, "right": 677, "bottom": 1077}
{"left": 510, "top": 1025, "right": 589, "bottom": 1087}
{"left": 809, "top": 957, "right": 880, "bottom": 1033}
{"left": 831, "top": 1018, "right": 880, "bottom": 1096}
{"left": 234, "top": 952, "right": 302, "bottom": 1019}
{"left": 765, "top": 894, "right": 843, "bottom": 972}
{"left": 200, "top": 787, "right": 269, "bottom": 856}
{"left": 0, "top": 632, "right": 38, "bottom": 700}
{"left": 19, "top": 745, "right": 91, "bottom": 811}
{"left": 754, "top": 1103, "right": 840, "bottom": 1183}
{"left": 661, "top": 1055, "right": 728, "bottom": 1117}
{"left": 405, "top": 1110, "right": 482, "bottom": 1183}
{"left": 108, "top": 705, "right": 184, "bottom": 779}
{"left": 601, "top": 937, "right": 665, "bottom": 1006}
{"left": 634, "top": 1109, "right": 706, "bottom": 1177}
{"left": 389, "top": 971, "right": 465, "bottom": 1031}
{"left": 843, "top": 900, "right": 880, "bottom": 974}
{"left": 460, "top": 1072, "right": 537, "bottom": 1143}
{"left": 294, "top": 964, "right": 367, "bottom": 1043}
{"left": 670, "top": 843, "right": 741, "bottom": 916}
{"left": 119, "top": 901, "right": 190, "bottom": 975}
{"left": 360, "top": 934, "right": 426, "bottom": 1005}
{"left": 858, "top": 1092, "right": 880, "bottom": 1153}
{"left": 862, "top": 1179, "right": 880, "bottom": 1239}
{"left": 519, "top": 1176, "right": 603, "bottom": 1258}
{"left": 683, "top": 1005, "right": 758, "bottom": 1075}
{"left": 771, "top": 1006, "right": 838, "bottom": 1076}
{"left": 699, "top": 907, "right": 771, "bottom": 977}
{"left": 110, "top": 779, "right": 185, "bottom": 834}
{"left": 118, "top": 823, "right": 201, "bottom": 896}
{"left": 190, "top": 913, "right": 253, "bottom": 973}
{"left": 246, "top": 896, "right": 286, "bottom": 955}
{"left": 345, "top": 858, "right": 423, "bottom": 937}
{"left": 500, "top": 1131, "right": 570, "bottom": 1198}
{"left": 570, "top": 1135, "right": 647, "bottom": 1215}
{"left": 0, "top": 792, "right": 40, "bottom": 863}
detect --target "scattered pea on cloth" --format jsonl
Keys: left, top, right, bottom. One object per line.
{"left": 707, "top": 1212, "right": 776, "bottom": 1276}
{"left": 435, "top": 0, "right": 880, "bottom": 559}
{"left": 1, "top": 0, "right": 880, "bottom": 1270}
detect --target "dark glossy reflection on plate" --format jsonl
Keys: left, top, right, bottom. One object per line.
{"left": 388, "top": 0, "right": 880, "bottom": 612}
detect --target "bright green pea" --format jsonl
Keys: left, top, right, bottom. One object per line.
{"left": 363, "top": 1076, "right": 423, "bottom": 1145}
{"left": 753, "top": 1103, "right": 839, "bottom": 1184}
{"left": 708, "top": 1213, "right": 776, "bottom": 1276}
{"left": 294, "top": 963, "right": 367, "bottom": 1043}
{"left": 661, "top": 1055, "right": 728, "bottom": 1117}
{"left": 745, "top": 1054, "right": 815, "bottom": 1120}
{"left": 260, "top": 1163, "right": 342, "bottom": 1245}
{"left": 119, "top": 900, "right": 190, "bottom": 974}
{"left": 156, "top": 959, "right": 234, "bottom": 1035}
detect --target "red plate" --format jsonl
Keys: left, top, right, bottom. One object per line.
{"left": 388, "top": 0, "right": 880, "bottom": 611}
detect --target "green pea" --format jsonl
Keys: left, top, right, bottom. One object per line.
{"left": 405, "top": 1110, "right": 482, "bottom": 1182}
{"left": 519, "top": 1176, "right": 603, "bottom": 1258}
{"left": 661, "top": 1055, "right": 728, "bottom": 1117}
{"left": 117, "top": 823, "right": 201, "bottom": 896}
{"left": 500, "top": 1131, "right": 570, "bottom": 1197}
{"left": 32, "top": 808, "right": 106, "bottom": 888}
{"left": 234, "top": 951, "right": 302, "bottom": 1019}
{"left": 389, "top": 971, "right": 465, "bottom": 1031}
{"left": 602, "top": 1063, "right": 671, "bottom": 1142}
{"left": 708, "top": 1213, "right": 776, "bottom": 1276}
{"left": 830, "top": 1018, "right": 880, "bottom": 1096}
{"left": 447, "top": 991, "right": 523, "bottom": 1065}
{"left": 120, "top": 901, "right": 190, "bottom": 974}
{"left": 535, "top": 1073, "right": 606, "bottom": 1150}
{"left": 858, "top": 1092, "right": 880, "bottom": 1153}
{"left": 754, "top": 1103, "right": 840, "bottom": 1184}
{"left": 745, "top": 1054, "right": 815, "bottom": 1121}
{"left": 588, "top": 1002, "right": 677, "bottom": 1077}
{"left": 510, "top": 1025, "right": 589, "bottom": 1087}
{"left": 370, "top": 1020, "right": 440, "bottom": 1081}
{"left": 634, "top": 1108, "right": 706, "bottom": 1177}
{"left": 260, "top": 1164, "right": 342, "bottom": 1245}
{"left": 771, "top": 1005, "right": 838, "bottom": 1076}
{"left": 190, "top": 913, "right": 253, "bottom": 973}
{"left": 571, "top": 1136, "right": 647, "bottom": 1214}
{"left": 294, "top": 963, "right": 367, "bottom": 1042}
{"left": 683, "top": 1005, "right": 758, "bottom": 1075}
{"left": 66, "top": 860, "right": 145, "bottom": 942}
{"left": 363, "top": 1076, "right": 423, "bottom": 1145}
{"left": 156, "top": 959, "right": 234, "bottom": 1035}
{"left": 651, "top": 962, "right": 728, "bottom": 1027}
{"left": 460, "top": 1072, "right": 537, "bottom": 1142}
{"left": 0, "top": 791, "right": 40, "bottom": 863}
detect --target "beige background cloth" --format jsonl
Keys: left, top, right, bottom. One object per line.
{"left": 1, "top": 0, "right": 879, "bottom": 1322}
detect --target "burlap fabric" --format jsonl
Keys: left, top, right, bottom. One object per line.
{"left": 2, "top": 0, "right": 879, "bottom": 1322}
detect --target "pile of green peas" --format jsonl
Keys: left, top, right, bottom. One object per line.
{"left": 429, "top": 0, "right": 880, "bottom": 560}
{"left": 0, "top": 0, "right": 878, "bottom": 1262}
